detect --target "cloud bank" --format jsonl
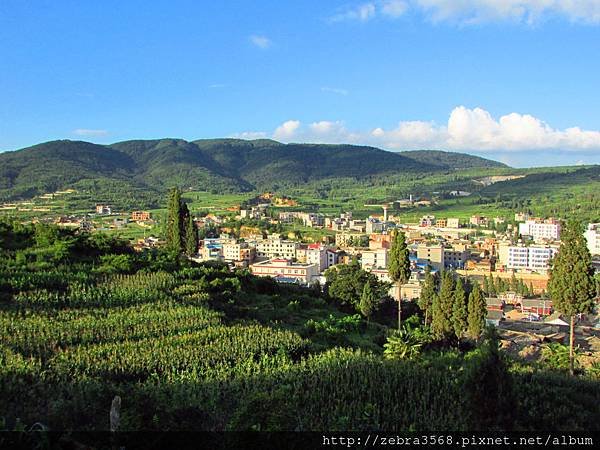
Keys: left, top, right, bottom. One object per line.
{"left": 234, "top": 106, "right": 600, "bottom": 152}
{"left": 330, "top": 0, "right": 600, "bottom": 24}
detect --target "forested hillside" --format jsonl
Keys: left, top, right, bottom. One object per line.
{"left": 0, "top": 138, "right": 507, "bottom": 204}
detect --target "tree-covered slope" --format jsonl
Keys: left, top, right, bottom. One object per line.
{"left": 399, "top": 150, "right": 507, "bottom": 169}
{"left": 0, "top": 138, "right": 508, "bottom": 202}
{"left": 0, "top": 140, "right": 135, "bottom": 199}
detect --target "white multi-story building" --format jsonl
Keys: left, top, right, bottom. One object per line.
{"left": 584, "top": 223, "right": 600, "bottom": 256}
{"left": 366, "top": 218, "right": 385, "bottom": 234}
{"left": 222, "top": 241, "right": 255, "bottom": 264}
{"left": 361, "top": 248, "right": 389, "bottom": 270}
{"left": 250, "top": 258, "right": 319, "bottom": 285}
{"left": 506, "top": 245, "right": 558, "bottom": 272}
{"left": 518, "top": 219, "right": 561, "bottom": 241}
{"left": 255, "top": 235, "right": 298, "bottom": 260}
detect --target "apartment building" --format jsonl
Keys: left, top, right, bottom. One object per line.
{"left": 505, "top": 245, "right": 558, "bottom": 272}
{"left": 255, "top": 235, "right": 298, "bottom": 259}
{"left": 584, "top": 223, "right": 600, "bottom": 256}
{"left": 417, "top": 243, "right": 444, "bottom": 271}
{"left": 416, "top": 242, "right": 468, "bottom": 270}
{"left": 444, "top": 243, "right": 469, "bottom": 269}
{"left": 518, "top": 219, "right": 561, "bottom": 241}
{"left": 366, "top": 218, "right": 385, "bottom": 234}
{"left": 360, "top": 248, "right": 389, "bottom": 270}
{"left": 222, "top": 241, "right": 255, "bottom": 265}
{"left": 250, "top": 258, "right": 319, "bottom": 285}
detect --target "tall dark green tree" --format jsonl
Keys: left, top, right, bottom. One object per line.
{"left": 184, "top": 214, "right": 198, "bottom": 257}
{"left": 432, "top": 271, "right": 454, "bottom": 339}
{"left": 451, "top": 277, "right": 468, "bottom": 339}
{"left": 418, "top": 266, "right": 436, "bottom": 324}
{"left": 166, "top": 187, "right": 183, "bottom": 253}
{"left": 488, "top": 274, "right": 497, "bottom": 297}
{"left": 388, "top": 231, "right": 411, "bottom": 329}
{"left": 547, "top": 221, "right": 596, "bottom": 375}
{"left": 482, "top": 275, "right": 490, "bottom": 296}
{"left": 359, "top": 280, "right": 377, "bottom": 323}
{"left": 467, "top": 283, "right": 486, "bottom": 340}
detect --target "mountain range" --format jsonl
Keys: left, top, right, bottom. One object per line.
{"left": 0, "top": 138, "right": 506, "bottom": 202}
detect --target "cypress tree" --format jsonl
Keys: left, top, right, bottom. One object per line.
{"left": 166, "top": 187, "right": 183, "bottom": 252}
{"left": 432, "top": 271, "right": 454, "bottom": 339}
{"left": 482, "top": 275, "right": 490, "bottom": 295}
{"left": 388, "top": 230, "right": 411, "bottom": 329}
{"left": 418, "top": 266, "right": 436, "bottom": 324}
{"left": 184, "top": 215, "right": 198, "bottom": 257}
{"left": 467, "top": 283, "right": 486, "bottom": 340}
{"left": 359, "top": 280, "right": 376, "bottom": 323}
{"left": 547, "top": 221, "right": 596, "bottom": 375}
{"left": 488, "top": 274, "right": 497, "bottom": 297}
{"left": 451, "top": 277, "right": 468, "bottom": 339}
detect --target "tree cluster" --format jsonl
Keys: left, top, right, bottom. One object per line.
{"left": 482, "top": 273, "right": 534, "bottom": 298}
{"left": 325, "top": 259, "right": 390, "bottom": 320}
{"left": 419, "top": 270, "right": 487, "bottom": 341}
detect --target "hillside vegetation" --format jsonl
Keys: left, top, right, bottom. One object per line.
{"left": 0, "top": 138, "right": 506, "bottom": 206}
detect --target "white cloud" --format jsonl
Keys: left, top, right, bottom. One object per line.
{"left": 249, "top": 34, "right": 272, "bottom": 49}
{"left": 414, "top": 0, "right": 600, "bottom": 24}
{"left": 330, "top": 2, "right": 377, "bottom": 22}
{"left": 208, "top": 83, "right": 227, "bottom": 89}
{"left": 329, "top": 1, "right": 408, "bottom": 22}
{"left": 273, "top": 120, "right": 301, "bottom": 140}
{"left": 235, "top": 106, "right": 600, "bottom": 152}
{"left": 72, "top": 129, "right": 108, "bottom": 137}
{"left": 381, "top": 0, "right": 410, "bottom": 17}
{"left": 321, "top": 86, "right": 349, "bottom": 96}
{"left": 331, "top": 1, "right": 600, "bottom": 24}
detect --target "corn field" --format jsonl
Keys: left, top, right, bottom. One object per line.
{"left": 1, "top": 222, "right": 599, "bottom": 432}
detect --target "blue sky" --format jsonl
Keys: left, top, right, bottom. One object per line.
{"left": 1, "top": 0, "right": 600, "bottom": 167}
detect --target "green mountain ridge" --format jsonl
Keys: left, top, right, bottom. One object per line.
{"left": 0, "top": 138, "right": 507, "bottom": 202}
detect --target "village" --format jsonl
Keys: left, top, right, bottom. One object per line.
{"left": 5, "top": 189, "right": 600, "bottom": 361}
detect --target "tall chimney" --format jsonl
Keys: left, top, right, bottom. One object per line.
{"left": 383, "top": 205, "right": 388, "bottom": 222}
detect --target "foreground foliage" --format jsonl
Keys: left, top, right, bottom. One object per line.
{"left": 1, "top": 219, "right": 599, "bottom": 431}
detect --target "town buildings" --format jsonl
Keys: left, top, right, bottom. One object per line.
{"left": 518, "top": 218, "right": 561, "bottom": 241}
{"left": 250, "top": 258, "right": 319, "bottom": 285}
